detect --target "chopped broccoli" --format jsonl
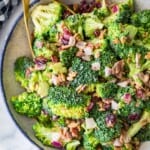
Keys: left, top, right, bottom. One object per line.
{"left": 11, "top": 92, "right": 42, "bottom": 117}
{"left": 66, "top": 140, "right": 80, "bottom": 150}
{"left": 96, "top": 82, "right": 118, "bottom": 99}
{"left": 101, "top": 145, "right": 113, "bottom": 150}
{"left": 126, "top": 109, "right": 150, "bottom": 141}
{"left": 116, "top": 86, "right": 135, "bottom": 101}
{"left": 131, "top": 10, "right": 150, "bottom": 29}
{"left": 14, "top": 56, "right": 33, "bottom": 88}
{"left": 90, "top": 108, "right": 122, "bottom": 143}
{"left": 118, "top": 100, "right": 144, "bottom": 122}
{"left": 60, "top": 47, "right": 78, "bottom": 68}
{"left": 33, "top": 38, "right": 56, "bottom": 59}
{"left": 70, "top": 58, "right": 99, "bottom": 88}
{"left": 93, "top": 0, "right": 110, "bottom": 19}
{"left": 83, "top": 15, "right": 104, "bottom": 38}
{"left": 96, "top": 50, "right": 117, "bottom": 77}
{"left": 135, "top": 124, "right": 150, "bottom": 141}
{"left": 31, "top": 1, "right": 63, "bottom": 37}
{"left": 33, "top": 122, "right": 64, "bottom": 147}
{"left": 45, "top": 86, "right": 90, "bottom": 118}
{"left": 83, "top": 130, "right": 99, "bottom": 150}
{"left": 65, "top": 14, "right": 84, "bottom": 39}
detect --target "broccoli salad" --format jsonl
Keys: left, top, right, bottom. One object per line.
{"left": 11, "top": 0, "right": 150, "bottom": 149}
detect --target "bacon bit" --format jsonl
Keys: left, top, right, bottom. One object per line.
{"left": 138, "top": 73, "right": 150, "bottom": 85}
{"left": 122, "top": 93, "right": 132, "bottom": 104}
{"left": 87, "top": 42, "right": 94, "bottom": 50}
{"left": 70, "top": 128, "right": 79, "bottom": 138}
{"left": 67, "top": 71, "right": 77, "bottom": 81}
{"left": 120, "top": 36, "right": 127, "bottom": 44}
{"left": 94, "top": 43, "right": 101, "bottom": 49}
{"left": 82, "top": 55, "right": 91, "bottom": 61}
{"left": 112, "top": 60, "right": 125, "bottom": 79}
{"left": 76, "top": 41, "right": 86, "bottom": 49}
{"left": 113, "top": 38, "right": 120, "bottom": 44}
{"left": 145, "top": 52, "right": 150, "bottom": 59}
{"left": 111, "top": 4, "right": 119, "bottom": 13}
{"left": 51, "top": 55, "right": 59, "bottom": 63}
{"left": 91, "top": 62, "right": 100, "bottom": 71}
{"left": 113, "top": 138, "right": 123, "bottom": 147}
{"left": 73, "top": 3, "right": 79, "bottom": 12}
{"left": 51, "top": 74, "right": 66, "bottom": 86}
{"left": 76, "top": 49, "right": 84, "bottom": 57}
{"left": 34, "top": 56, "right": 48, "bottom": 65}
{"left": 76, "top": 84, "right": 87, "bottom": 93}
{"left": 60, "top": 127, "right": 72, "bottom": 142}
{"left": 136, "top": 89, "right": 145, "bottom": 99}
{"left": 135, "top": 53, "right": 141, "bottom": 68}
{"left": 97, "top": 100, "right": 111, "bottom": 111}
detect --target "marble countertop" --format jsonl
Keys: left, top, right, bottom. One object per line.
{"left": 0, "top": 92, "right": 39, "bottom": 150}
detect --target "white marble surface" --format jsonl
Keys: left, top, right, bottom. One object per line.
{"left": 0, "top": 93, "right": 39, "bottom": 150}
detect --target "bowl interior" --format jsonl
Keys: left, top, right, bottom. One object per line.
{"left": 2, "top": 0, "right": 150, "bottom": 149}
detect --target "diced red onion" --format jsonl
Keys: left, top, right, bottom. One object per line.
{"left": 34, "top": 64, "right": 46, "bottom": 71}
{"left": 128, "top": 113, "right": 140, "bottom": 122}
{"left": 85, "top": 118, "right": 97, "bottom": 129}
{"left": 105, "top": 66, "right": 112, "bottom": 77}
{"left": 123, "top": 93, "right": 132, "bottom": 104}
{"left": 117, "top": 81, "right": 129, "bottom": 87}
{"left": 76, "top": 41, "right": 86, "bottom": 49}
{"left": 91, "top": 62, "right": 100, "bottom": 71}
{"left": 34, "top": 56, "right": 48, "bottom": 65}
{"left": 51, "top": 141, "right": 62, "bottom": 148}
{"left": 111, "top": 5, "right": 119, "bottom": 13}
{"left": 113, "top": 138, "right": 122, "bottom": 147}
{"left": 111, "top": 100, "right": 119, "bottom": 110}
{"left": 105, "top": 113, "right": 116, "bottom": 127}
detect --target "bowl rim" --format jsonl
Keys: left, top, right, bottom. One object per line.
{"left": 0, "top": 0, "right": 41, "bottom": 149}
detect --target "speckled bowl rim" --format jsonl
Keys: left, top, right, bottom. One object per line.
{"left": 0, "top": 0, "right": 41, "bottom": 149}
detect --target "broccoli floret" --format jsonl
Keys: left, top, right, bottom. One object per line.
{"left": 14, "top": 56, "right": 33, "bottom": 88}
{"left": 83, "top": 15, "right": 104, "bottom": 38}
{"left": 116, "top": 86, "right": 135, "bottom": 101}
{"left": 45, "top": 86, "right": 90, "bottom": 119}
{"left": 66, "top": 140, "right": 80, "bottom": 150}
{"left": 65, "top": 14, "right": 84, "bottom": 39}
{"left": 104, "top": 0, "right": 133, "bottom": 24}
{"left": 131, "top": 10, "right": 150, "bottom": 29}
{"left": 96, "top": 50, "right": 117, "bottom": 77}
{"left": 118, "top": 100, "right": 144, "bottom": 122}
{"left": 91, "top": 109, "right": 122, "bottom": 143}
{"left": 126, "top": 46, "right": 150, "bottom": 86}
{"left": 60, "top": 47, "right": 78, "bottom": 68}
{"left": 83, "top": 130, "right": 99, "bottom": 150}
{"left": 135, "top": 124, "right": 150, "bottom": 142}
{"left": 93, "top": 0, "right": 110, "bottom": 19}
{"left": 101, "top": 145, "right": 113, "bottom": 150}
{"left": 33, "top": 122, "right": 64, "bottom": 147}
{"left": 96, "top": 82, "right": 118, "bottom": 99}
{"left": 70, "top": 58, "right": 99, "bottom": 88}
{"left": 126, "top": 109, "right": 150, "bottom": 141}
{"left": 31, "top": 1, "right": 63, "bottom": 37}
{"left": 11, "top": 92, "right": 42, "bottom": 117}
{"left": 33, "top": 38, "right": 57, "bottom": 59}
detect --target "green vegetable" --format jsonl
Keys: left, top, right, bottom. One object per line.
{"left": 70, "top": 58, "right": 99, "bottom": 88}
{"left": 83, "top": 15, "right": 104, "bottom": 38}
{"left": 60, "top": 47, "right": 78, "bottom": 68}
{"left": 96, "top": 82, "right": 118, "bottom": 99}
{"left": 14, "top": 56, "right": 33, "bottom": 88}
{"left": 11, "top": 92, "right": 42, "bottom": 117}
{"left": 66, "top": 140, "right": 80, "bottom": 150}
{"left": 131, "top": 10, "right": 150, "bottom": 29}
{"left": 83, "top": 130, "right": 99, "bottom": 150}
{"left": 31, "top": 1, "right": 63, "bottom": 37}
{"left": 45, "top": 86, "right": 90, "bottom": 118}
